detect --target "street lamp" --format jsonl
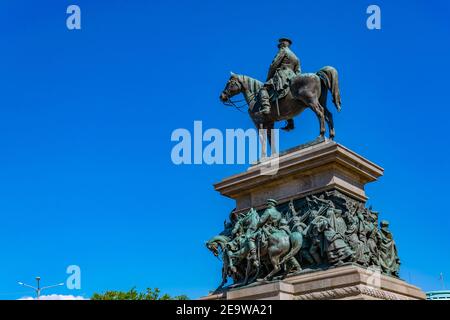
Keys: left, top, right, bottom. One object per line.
{"left": 18, "top": 277, "right": 64, "bottom": 299}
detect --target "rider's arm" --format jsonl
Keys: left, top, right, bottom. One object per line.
{"left": 295, "top": 59, "right": 301, "bottom": 74}
{"left": 256, "top": 212, "right": 269, "bottom": 229}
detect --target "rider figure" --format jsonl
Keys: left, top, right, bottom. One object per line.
{"left": 247, "top": 199, "right": 282, "bottom": 267}
{"left": 257, "top": 199, "right": 282, "bottom": 229}
{"left": 256, "top": 38, "right": 301, "bottom": 131}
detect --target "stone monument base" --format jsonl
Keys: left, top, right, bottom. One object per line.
{"left": 205, "top": 140, "right": 426, "bottom": 301}
{"left": 201, "top": 265, "right": 425, "bottom": 300}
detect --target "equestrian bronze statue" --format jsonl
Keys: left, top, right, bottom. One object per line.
{"left": 220, "top": 38, "right": 342, "bottom": 147}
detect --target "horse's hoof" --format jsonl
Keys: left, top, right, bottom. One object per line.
{"left": 289, "top": 269, "right": 302, "bottom": 276}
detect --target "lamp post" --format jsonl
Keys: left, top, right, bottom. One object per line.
{"left": 18, "top": 277, "right": 64, "bottom": 299}
{"left": 440, "top": 273, "right": 446, "bottom": 290}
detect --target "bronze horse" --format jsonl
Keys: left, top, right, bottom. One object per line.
{"left": 220, "top": 66, "right": 341, "bottom": 150}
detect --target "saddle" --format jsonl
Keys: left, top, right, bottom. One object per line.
{"left": 268, "top": 83, "right": 290, "bottom": 102}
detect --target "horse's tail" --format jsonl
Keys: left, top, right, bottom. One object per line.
{"left": 317, "top": 66, "right": 341, "bottom": 112}
{"left": 279, "top": 232, "right": 303, "bottom": 266}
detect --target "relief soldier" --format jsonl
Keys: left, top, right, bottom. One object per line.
{"left": 247, "top": 199, "right": 282, "bottom": 267}
{"left": 378, "top": 220, "right": 401, "bottom": 277}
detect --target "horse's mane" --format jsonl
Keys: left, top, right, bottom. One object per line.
{"left": 236, "top": 74, "right": 263, "bottom": 96}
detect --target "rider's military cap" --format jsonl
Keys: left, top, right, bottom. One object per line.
{"left": 278, "top": 37, "right": 293, "bottom": 46}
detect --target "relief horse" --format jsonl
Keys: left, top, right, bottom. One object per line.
{"left": 227, "top": 209, "right": 303, "bottom": 285}
{"left": 206, "top": 234, "right": 244, "bottom": 290}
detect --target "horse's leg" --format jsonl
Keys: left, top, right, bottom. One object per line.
{"left": 218, "top": 265, "right": 227, "bottom": 289}
{"left": 244, "top": 257, "right": 251, "bottom": 285}
{"left": 304, "top": 79, "right": 326, "bottom": 138}
{"left": 258, "top": 123, "right": 267, "bottom": 159}
{"left": 324, "top": 108, "right": 335, "bottom": 139}
{"left": 310, "top": 101, "right": 326, "bottom": 138}
{"left": 318, "top": 104, "right": 326, "bottom": 138}
{"left": 319, "top": 82, "right": 335, "bottom": 139}
{"left": 248, "top": 264, "right": 260, "bottom": 284}
{"left": 287, "top": 257, "right": 302, "bottom": 273}
{"left": 266, "top": 122, "right": 277, "bottom": 155}
{"left": 264, "top": 252, "right": 282, "bottom": 281}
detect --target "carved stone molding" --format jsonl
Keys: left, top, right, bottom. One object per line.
{"left": 214, "top": 140, "right": 384, "bottom": 210}
{"left": 295, "top": 284, "right": 411, "bottom": 300}
{"left": 201, "top": 265, "right": 426, "bottom": 300}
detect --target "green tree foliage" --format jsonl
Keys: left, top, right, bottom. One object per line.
{"left": 91, "top": 287, "right": 189, "bottom": 300}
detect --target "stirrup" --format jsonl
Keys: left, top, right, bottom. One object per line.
{"left": 257, "top": 107, "right": 270, "bottom": 115}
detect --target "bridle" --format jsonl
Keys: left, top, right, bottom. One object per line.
{"left": 222, "top": 78, "right": 254, "bottom": 113}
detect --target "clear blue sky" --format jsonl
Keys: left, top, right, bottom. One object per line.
{"left": 0, "top": 0, "right": 449, "bottom": 299}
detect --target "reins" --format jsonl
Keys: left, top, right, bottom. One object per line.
{"left": 222, "top": 77, "right": 257, "bottom": 113}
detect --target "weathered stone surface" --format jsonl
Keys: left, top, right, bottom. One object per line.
{"left": 201, "top": 265, "right": 426, "bottom": 300}
{"left": 214, "top": 140, "right": 383, "bottom": 211}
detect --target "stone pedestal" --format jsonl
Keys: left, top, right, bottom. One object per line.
{"left": 214, "top": 139, "right": 383, "bottom": 212}
{"left": 201, "top": 265, "right": 426, "bottom": 300}
{"left": 205, "top": 139, "right": 426, "bottom": 300}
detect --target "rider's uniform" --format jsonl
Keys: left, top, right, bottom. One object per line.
{"left": 259, "top": 46, "right": 301, "bottom": 114}
{"left": 247, "top": 205, "right": 283, "bottom": 265}
{"left": 267, "top": 46, "right": 301, "bottom": 92}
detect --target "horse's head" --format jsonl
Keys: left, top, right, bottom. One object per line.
{"left": 220, "top": 73, "right": 242, "bottom": 103}
{"left": 206, "top": 239, "right": 219, "bottom": 257}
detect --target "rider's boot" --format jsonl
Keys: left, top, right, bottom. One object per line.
{"left": 249, "top": 250, "right": 259, "bottom": 268}
{"left": 288, "top": 257, "right": 302, "bottom": 273}
{"left": 256, "top": 88, "right": 271, "bottom": 115}
{"left": 248, "top": 240, "right": 259, "bottom": 268}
